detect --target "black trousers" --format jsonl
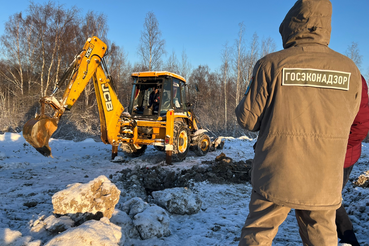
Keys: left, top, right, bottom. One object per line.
{"left": 336, "top": 165, "right": 360, "bottom": 246}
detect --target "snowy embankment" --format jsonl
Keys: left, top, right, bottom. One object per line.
{"left": 0, "top": 132, "right": 368, "bottom": 245}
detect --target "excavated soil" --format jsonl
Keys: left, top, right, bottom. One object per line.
{"left": 112, "top": 153, "right": 253, "bottom": 196}
{"left": 354, "top": 170, "right": 369, "bottom": 188}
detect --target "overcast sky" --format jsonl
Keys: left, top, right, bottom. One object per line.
{"left": 0, "top": 0, "right": 368, "bottom": 77}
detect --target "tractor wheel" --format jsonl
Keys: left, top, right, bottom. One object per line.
{"left": 121, "top": 143, "right": 147, "bottom": 157}
{"left": 172, "top": 122, "right": 189, "bottom": 162}
{"left": 193, "top": 133, "right": 211, "bottom": 156}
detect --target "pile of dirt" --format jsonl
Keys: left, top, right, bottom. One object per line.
{"left": 354, "top": 170, "right": 369, "bottom": 188}
{"left": 112, "top": 153, "right": 253, "bottom": 196}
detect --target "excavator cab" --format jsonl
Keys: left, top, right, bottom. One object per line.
{"left": 129, "top": 80, "right": 162, "bottom": 116}
{"left": 128, "top": 72, "right": 188, "bottom": 118}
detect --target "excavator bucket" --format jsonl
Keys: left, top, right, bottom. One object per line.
{"left": 23, "top": 116, "right": 59, "bottom": 157}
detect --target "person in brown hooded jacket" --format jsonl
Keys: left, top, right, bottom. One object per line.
{"left": 235, "top": 0, "right": 362, "bottom": 245}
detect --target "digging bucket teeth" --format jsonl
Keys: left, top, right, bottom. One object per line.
{"left": 23, "top": 116, "right": 59, "bottom": 157}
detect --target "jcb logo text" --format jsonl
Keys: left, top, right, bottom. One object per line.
{"left": 101, "top": 84, "right": 113, "bottom": 111}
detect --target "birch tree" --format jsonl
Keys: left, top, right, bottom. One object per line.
{"left": 179, "top": 50, "right": 192, "bottom": 102}
{"left": 27, "top": 2, "right": 79, "bottom": 96}
{"left": 0, "top": 13, "right": 26, "bottom": 96}
{"left": 23, "top": 15, "right": 40, "bottom": 95}
{"left": 179, "top": 50, "right": 192, "bottom": 81}
{"left": 163, "top": 51, "right": 180, "bottom": 74}
{"left": 242, "top": 32, "right": 259, "bottom": 93}
{"left": 261, "top": 36, "right": 276, "bottom": 58}
{"left": 79, "top": 11, "right": 108, "bottom": 44}
{"left": 0, "top": 88, "right": 5, "bottom": 117}
{"left": 234, "top": 22, "right": 246, "bottom": 106}
{"left": 138, "top": 12, "right": 166, "bottom": 71}
{"left": 221, "top": 43, "right": 231, "bottom": 129}
{"left": 78, "top": 11, "right": 108, "bottom": 108}
{"left": 105, "top": 43, "right": 131, "bottom": 106}
{"left": 346, "top": 42, "right": 362, "bottom": 69}
{"left": 189, "top": 65, "right": 210, "bottom": 110}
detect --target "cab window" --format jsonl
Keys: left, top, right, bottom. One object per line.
{"left": 173, "top": 79, "right": 181, "bottom": 109}
{"left": 160, "top": 78, "right": 172, "bottom": 115}
{"left": 129, "top": 78, "right": 161, "bottom": 116}
{"left": 180, "top": 81, "right": 187, "bottom": 110}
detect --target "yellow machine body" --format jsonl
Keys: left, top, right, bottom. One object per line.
{"left": 23, "top": 36, "right": 216, "bottom": 163}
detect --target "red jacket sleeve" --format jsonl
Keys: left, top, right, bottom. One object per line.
{"left": 344, "top": 75, "right": 369, "bottom": 168}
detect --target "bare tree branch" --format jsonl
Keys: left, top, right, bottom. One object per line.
{"left": 345, "top": 42, "right": 362, "bottom": 69}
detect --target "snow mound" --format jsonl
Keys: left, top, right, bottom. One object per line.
{"left": 152, "top": 187, "right": 202, "bottom": 215}
{"left": 52, "top": 175, "right": 120, "bottom": 218}
{"left": 44, "top": 217, "right": 123, "bottom": 246}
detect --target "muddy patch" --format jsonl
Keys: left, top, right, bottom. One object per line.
{"left": 111, "top": 153, "right": 253, "bottom": 200}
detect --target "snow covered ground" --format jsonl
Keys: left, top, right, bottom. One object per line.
{"left": 0, "top": 132, "right": 368, "bottom": 245}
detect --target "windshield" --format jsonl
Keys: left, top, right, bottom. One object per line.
{"left": 160, "top": 78, "right": 172, "bottom": 115}
{"left": 128, "top": 77, "right": 187, "bottom": 117}
{"left": 129, "top": 78, "right": 162, "bottom": 116}
{"left": 173, "top": 79, "right": 181, "bottom": 109}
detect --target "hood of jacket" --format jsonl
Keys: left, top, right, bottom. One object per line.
{"left": 279, "top": 0, "right": 332, "bottom": 49}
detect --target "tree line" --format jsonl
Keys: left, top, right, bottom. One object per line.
{"left": 0, "top": 2, "right": 365, "bottom": 139}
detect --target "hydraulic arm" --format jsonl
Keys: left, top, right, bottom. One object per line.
{"left": 23, "top": 37, "right": 124, "bottom": 157}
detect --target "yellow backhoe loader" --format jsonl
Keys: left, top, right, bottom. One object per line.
{"left": 23, "top": 36, "right": 223, "bottom": 164}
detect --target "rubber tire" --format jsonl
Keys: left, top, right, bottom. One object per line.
{"left": 172, "top": 122, "right": 189, "bottom": 162}
{"left": 122, "top": 143, "right": 147, "bottom": 157}
{"left": 193, "top": 133, "right": 211, "bottom": 156}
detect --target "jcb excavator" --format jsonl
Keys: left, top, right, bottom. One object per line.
{"left": 23, "top": 36, "right": 223, "bottom": 164}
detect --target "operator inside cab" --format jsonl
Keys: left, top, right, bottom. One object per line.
{"left": 149, "top": 87, "right": 160, "bottom": 114}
